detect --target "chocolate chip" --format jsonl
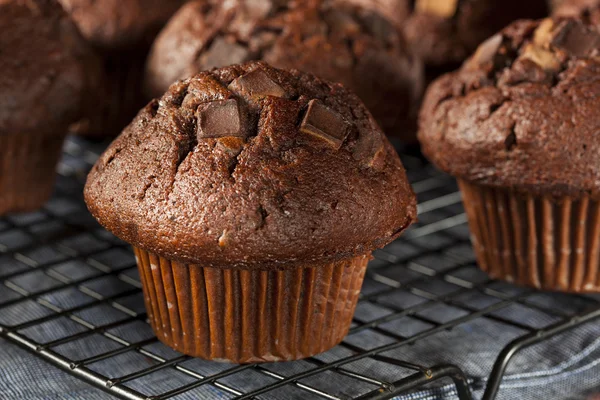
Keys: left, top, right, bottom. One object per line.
{"left": 533, "top": 19, "right": 555, "bottom": 47}
{"left": 200, "top": 37, "right": 250, "bottom": 70}
{"left": 551, "top": 20, "right": 600, "bottom": 57}
{"left": 182, "top": 75, "right": 231, "bottom": 109}
{"left": 196, "top": 99, "right": 245, "bottom": 139}
{"left": 415, "top": 0, "right": 459, "bottom": 18}
{"left": 499, "top": 58, "right": 549, "bottom": 86}
{"left": 228, "top": 68, "right": 288, "bottom": 100}
{"left": 472, "top": 34, "right": 503, "bottom": 65}
{"left": 519, "top": 43, "right": 561, "bottom": 72}
{"left": 352, "top": 131, "right": 386, "bottom": 170}
{"left": 218, "top": 229, "right": 230, "bottom": 248}
{"left": 300, "top": 100, "right": 350, "bottom": 149}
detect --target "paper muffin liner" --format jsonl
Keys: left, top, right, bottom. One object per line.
{"left": 459, "top": 179, "right": 600, "bottom": 292}
{"left": 0, "top": 132, "right": 67, "bottom": 215}
{"left": 133, "top": 248, "right": 369, "bottom": 363}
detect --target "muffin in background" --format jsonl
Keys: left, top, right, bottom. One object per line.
{"left": 553, "top": 0, "right": 600, "bottom": 20}
{"left": 144, "top": 0, "right": 424, "bottom": 140}
{"left": 85, "top": 61, "right": 417, "bottom": 362}
{"left": 419, "top": 17, "right": 600, "bottom": 292}
{"left": 394, "top": 0, "right": 548, "bottom": 75}
{"left": 58, "top": 0, "right": 187, "bottom": 137}
{"left": 0, "top": 0, "right": 100, "bottom": 215}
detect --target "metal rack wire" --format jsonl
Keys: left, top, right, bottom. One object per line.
{"left": 1, "top": 137, "right": 600, "bottom": 400}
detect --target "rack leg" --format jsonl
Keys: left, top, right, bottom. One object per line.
{"left": 482, "top": 307, "right": 600, "bottom": 400}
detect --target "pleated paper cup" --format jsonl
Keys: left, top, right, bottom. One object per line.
{"left": 459, "top": 179, "right": 600, "bottom": 292}
{"left": 0, "top": 132, "right": 67, "bottom": 215}
{"left": 133, "top": 248, "right": 369, "bottom": 363}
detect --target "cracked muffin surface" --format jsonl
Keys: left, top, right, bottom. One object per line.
{"left": 418, "top": 17, "right": 600, "bottom": 199}
{"left": 85, "top": 61, "right": 416, "bottom": 269}
{"left": 143, "top": 0, "right": 423, "bottom": 138}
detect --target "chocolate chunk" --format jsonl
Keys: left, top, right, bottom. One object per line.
{"left": 218, "top": 229, "right": 229, "bottom": 248}
{"left": 228, "top": 68, "right": 288, "bottom": 100}
{"left": 196, "top": 99, "right": 245, "bottom": 139}
{"left": 182, "top": 75, "right": 230, "bottom": 109}
{"left": 551, "top": 20, "right": 600, "bottom": 57}
{"left": 519, "top": 43, "right": 561, "bottom": 72}
{"left": 352, "top": 131, "right": 386, "bottom": 170}
{"left": 415, "top": 0, "right": 459, "bottom": 18}
{"left": 472, "top": 34, "right": 503, "bottom": 66}
{"left": 368, "top": 144, "right": 386, "bottom": 171}
{"left": 200, "top": 37, "right": 250, "bottom": 70}
{"left": 499, "top": 58, "right": 549, "bottom": 86}
{"left": 533, "top": 19, "right": 555, "bottom": 47}
{"left": 300, "top": 99, "right": 350, "bottom": 149}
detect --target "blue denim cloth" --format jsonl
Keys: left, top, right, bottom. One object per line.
{"left": 0, "top": 338, "right": 107, "bottom": 399}
{"left": 1, "top": 312, "right": 599, "bottom": 399}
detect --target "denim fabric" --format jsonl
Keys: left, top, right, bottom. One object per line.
{"left": 1, "top": 138, "right": 600, "bottom": 400}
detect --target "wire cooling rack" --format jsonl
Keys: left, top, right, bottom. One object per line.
{"left": 1, "top": 137, "right": 600, "bottom": 400}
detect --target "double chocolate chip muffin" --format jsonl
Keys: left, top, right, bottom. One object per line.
{"left": 0, "top": 0, "right": 99, "bottom": 214}
{"left": 419, "top": 17, "right": 600, "bottom": 292}
{"left": 85, "top": 62, "right": 416, "bottom": 362}
{"left": 397, "top": 0, "right": 548, "bottom": 73}
{"left": 58, "top": 0, "right": 187, "bottom": 137}
{"left": 553, "top": 0, "right": 600, "bottom": 20}
{"left": 144, "top": 0, "right": 424, "bottom": 139}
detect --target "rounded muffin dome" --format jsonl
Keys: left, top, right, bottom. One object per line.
{"left": 419, "top": 17, "right": 600, "bottom": 199}
{"left": 57, "top": 0, "right": 187, "bottom": 49}
{"left": 143, "top": 0, "right": 423, "bottom": 138}
{"left": 85, "top": 62, "right": 416, "bottom": 269}
{"left": 553, "top": 0, "right": 600, "bottom": 20}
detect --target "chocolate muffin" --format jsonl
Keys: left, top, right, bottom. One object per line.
{"left": 58, "top": 0, "right": 187, "bottom": 137}
{"left": 398, "top": 0, "right": 548, "bottom": 73}
{"left": 85, "top": 61, "right": 417, "bottom": 362}
{"left": 419, "top": 17, "right": 600, "bottom": 292}
{"left": 144, "top": 0, "right": 424, "bottom": 139}
{"left": 0, "top": 0, "right": 99, "bottom": 215}
{"left": 553, "top": 0, "right": 600, "bottom": 20}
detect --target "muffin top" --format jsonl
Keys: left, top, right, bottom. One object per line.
{"left": 399, "top": 0, "right": 548, "bottom": 67}
{"left": 554, "top": 0, "right": 600, "bottom": 21}
{"left": 144, "top": 0, "right": 423, "bottom": 136}
{"left": 419, "top": 17, "right": 600, "bottom": 199}
{"left": 86, "top": 62, "right": 416, "bottom": 269}
{"left": 57, "top": 0, "right": 186, "bottom": 50}
{"left": 0, "top": 0, "right": 97, "bottom": 134}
